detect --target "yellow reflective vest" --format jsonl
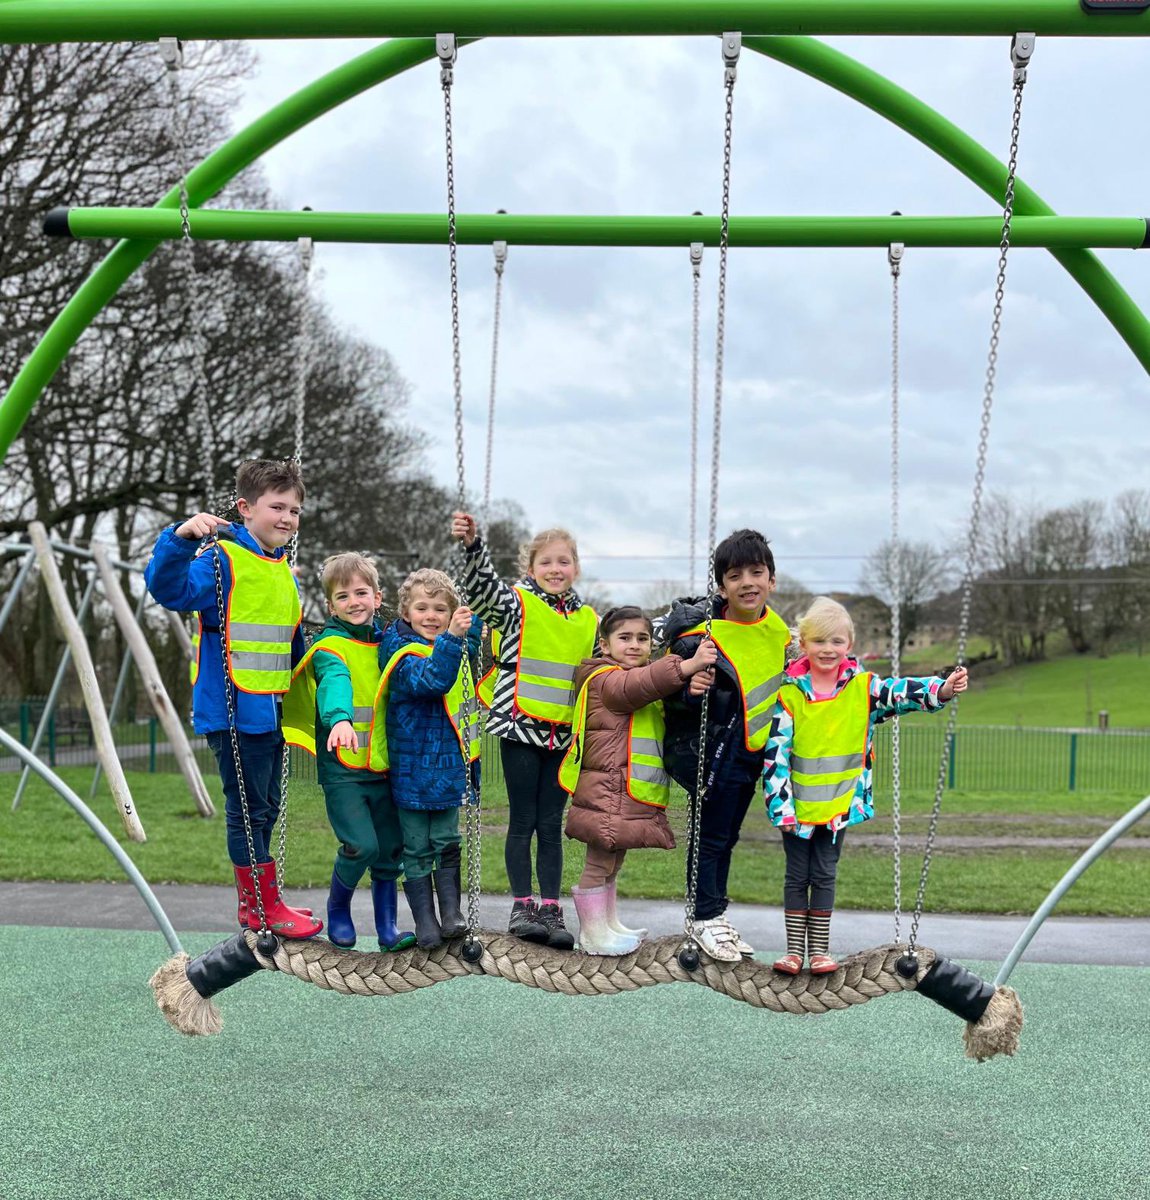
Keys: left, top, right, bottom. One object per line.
{"left": 683, "top": 608, "right": 790, "bottom": 751}
{"left": 477, "top": 587, "right": 597, "bottom": 725}
{"left": 777, "top": 672, "right": 871, "bottom": 825}
{"left": 281, "top": 635, "right": 382, "bottom": 771}
{"left": 191, "top": 540, "right": 301, "bottom": 694}
{"left": 370, "top": 643, "right": 481, "bottom": 773}
{"left": 558, "top": 665, "right": 670, "bottom": 808}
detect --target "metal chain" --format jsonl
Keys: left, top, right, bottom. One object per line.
{"left": 438, "top": 35, "right": 484, "bottom": 947}
{"left": 684, "top": 34, "right": 739, "bottom": 948}
{"left": 211, "top": 543, "right": 269, "bottom": 936}
{"left": 888, "top": 238, "right": 904, "bottom": 943}
{"left": 482, "top": 228, "right": 508, "bottom": 531}
{"left": 159, "top": 39, "right": 214, "bottom": 510}
{"left": 905, "top": 35, "right": 1033, "bottom": 956}
{"left": 688, "top": 233, "right": 704, "bottom": 597}
{"left": 272, "top": 234, "right": 314, "bottom": 888}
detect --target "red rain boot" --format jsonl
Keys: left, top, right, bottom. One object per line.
{"left": 234, "top": 866, "right": 311, "bottom": 928}
{"left": 236, "top": 863, "right": 323, "bottom": 940}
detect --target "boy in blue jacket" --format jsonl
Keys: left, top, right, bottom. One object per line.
{"left": 144, "top": 459, "right": 322, "bottom": 939}
{"left": 379, "top": 568, "right": 482, "bottom": 949}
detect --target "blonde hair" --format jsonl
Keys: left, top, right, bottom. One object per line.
{"left": 518, "top": 528, "right": 580, "bottom": 578}
{"left": 797, "top": 596, "right": 854, "bottom": 645}
{"left": 320, "top": 552, "right": 380, "bottom": 600}
{"left": 398, "top": 568, "right": 458, "bottom": 615}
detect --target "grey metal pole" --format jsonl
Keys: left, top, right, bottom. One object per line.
{"left": 0, "top": 549, "right": 36, "bottom": 636}
{"left": 994, "top": 791, "right": 1150, "bottom": 986}
{"left": 90, "top": 583, "right": 149, "bottom": 796}
{"left": 0, "top": 727, "right": 182, "bottom": 954}
{"left": 12, "top": 568, "right": 98, "bottom": 810}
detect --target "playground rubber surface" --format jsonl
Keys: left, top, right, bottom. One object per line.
{"left": 3, "top": 924, "right": 1147, "bottom": 1200}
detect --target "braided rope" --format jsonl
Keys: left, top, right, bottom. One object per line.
{"left": 245, "top": 932, "right": 934, "bottom": 1014}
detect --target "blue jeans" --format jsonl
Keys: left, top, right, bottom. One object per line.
{"left": 206, "top": 729, "right": 285, "bottom": 867}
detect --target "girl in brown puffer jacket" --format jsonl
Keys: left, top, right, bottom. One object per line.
{"left": 560, "top": 606, "right": 716, "bottom": 954}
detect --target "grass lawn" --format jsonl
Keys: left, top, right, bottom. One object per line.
{"left": 3, "top": 766, "right": 1147, "bottom": 917}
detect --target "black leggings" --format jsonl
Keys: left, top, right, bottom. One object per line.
{"left": 500, "top": 739, "right": 568, "bottom": 898}
{"left": 782, "top": 825, "right": 846, "bottom": 911}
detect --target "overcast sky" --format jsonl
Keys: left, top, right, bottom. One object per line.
{"left": 230, "top": 34, "right": 1149, "bottom": 602}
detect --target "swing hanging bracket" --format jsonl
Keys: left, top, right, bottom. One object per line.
{"left": 437, "top": 33, "right": 457, "bottom": 87}
{"left": 157, "top": 36, "right": 183, "bottom": 69}
{"left": 689, "top": 241, "right": 704, "bottom": 276}
{"left": 721, "top": 32, "right": 741, "bottom": 85}
{"left": 1011, "top": 32, "right": 1036, "bottom": 85}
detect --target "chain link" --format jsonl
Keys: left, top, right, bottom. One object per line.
{"left": 482, "top": 233, "right": 508, "bottom": 531}
{"left": 906, "top": 51, "right": 1031, "bottom": 955}
{"left": 684, "top": 41, "right": 739, "bottom": 943}
{"left": 160, "top": 41, "right": 214, "bottom": 510}
{"left": 887, "top": 240, "right": 904, "bottom": 943}
{"left": 688, "top": 237, "right": 703, "bottom": 597}
{"left": 438, "top": 35, "right": 484, "bottom": 943}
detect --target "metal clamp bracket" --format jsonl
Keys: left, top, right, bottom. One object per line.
{"left": 493, "top": 241, "right": 508, "bottom": 273}
{"left": 1011, "top": 32, "right": 1035, "bottom": 84}
{"left": 297, "top": 206, "right": 314, "bottom": 271}
{"left": 158, "top": 36, "right": 183, "bottom": 69}
{"left": 887, "top": 242, "right": 904, "bottom": 275}
{"left": 721, "top": 31, "right": 741, "bottom": 85}
{"left": 689, "top": 241, "right": 704, "bottom": 275}
{"left": 437, "top": 33, "right": 457, "bottom": 86}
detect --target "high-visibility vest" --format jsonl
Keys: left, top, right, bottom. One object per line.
{"left": 477, "top": 587, "right": 597, "bottom": 725}
{"left": 370, "top": 643, "right": 482, "bottom": 773}
{"left": 777, "top": 672, "right": 872, "bottom": 825}
{"left": 558, "top": 664, "right": 670, "bottom": 809}
{"left": 281, "top": 635, "right": 382, "bottom": 770}
{"left": 683, "top": 608, "right": 789, "bottom": 751}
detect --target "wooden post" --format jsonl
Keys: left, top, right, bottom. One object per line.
{"left": 93, "top": 544, "right": 215, "bottom": 818}
{"left": 166, "top": 609, "right": 195, "bottom": 661}
{"left": 27, "top": 522, "right": 146, "bottom": 841}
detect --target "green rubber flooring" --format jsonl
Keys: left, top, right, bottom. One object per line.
{"left": 3, "top": 926, "right": 1147, "bottom": 1200}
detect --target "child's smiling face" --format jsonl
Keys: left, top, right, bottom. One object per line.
{"left": 328, "top": 573, "right": 381, "bottom": 626}
{"left": 237, "top": 487, "right": 302, "bottom": 554}
{"left": 529, "top": 540, "right": 578, "bottom": 595}
{"left": 404, "top": 584, "right": 454, "bottom": 640}
{"left": 602, "top": 618, "right": 653, "bottom": 668}
{"left": 802, "top": 622, "right": 853, "bottom": 676}
{"left": 718, "top": 562, "right": 775, "bottom": 621}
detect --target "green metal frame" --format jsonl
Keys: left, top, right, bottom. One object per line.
{"left": 3, "top": 31, "right": 1150, "bottom": 464}
{"left": 49, "top": 209, "right": 1150, "bottom": 249}
{"left": 1, "top": 1, "right": 1148, "bottom": 41}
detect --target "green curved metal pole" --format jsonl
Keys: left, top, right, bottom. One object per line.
{"left": 4, "top": 32, "right": 1149, "bottom": 466}
{"left": 745, "top": 35, "right": 1150, "bottom": 373}
{"left": 0, "top": 37, "right": 443, "bottom": 462}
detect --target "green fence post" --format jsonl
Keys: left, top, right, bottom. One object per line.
{"left": 149, "top": 717, "right": 157, "bottom": 773}
{"left": 947, "top": 732, "right": 956, "bottom": 790}
{"left": 1068, "top": 732, "right": 1078, "bottom": 792}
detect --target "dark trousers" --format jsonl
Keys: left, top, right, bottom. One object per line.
{"left": 396, "top": 807, "right": 461, "bottom": 880}
{"left": 500, "top": 739, "right": 568, "bottom": 898}
{"left": 323, "top": 776, "right": 404, "bottom": 887}
{"left": 782, "top": 825, "right": 846, "bottom": 910}
{"left": 206, "top": 729, "right": 284, "bottom": 867}
{"left": 686, "top": 776, "right": 758, "bottom": 921}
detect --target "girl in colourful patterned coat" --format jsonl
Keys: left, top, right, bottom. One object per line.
{"left": 560, "top": 606, "right": 717, "bottom": 955}
{"left": 763, "top": 596, "right": 967, "bottom": 976}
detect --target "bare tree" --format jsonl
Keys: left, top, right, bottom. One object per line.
{"left": 859, "top": 538, "right": 951, "bottom": 655}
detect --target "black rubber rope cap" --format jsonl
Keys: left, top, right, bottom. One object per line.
{"left": 43, "top": 207, "right": 72, "bottom": 237}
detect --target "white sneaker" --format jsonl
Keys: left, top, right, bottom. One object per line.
{"left": 693, "top": 917, "right": 742, "bottom": 964}
{"left": 718, "top": 915, "right": 755, "bottom": 958}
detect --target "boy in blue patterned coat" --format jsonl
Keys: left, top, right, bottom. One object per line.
{"left": 380, "top": 568, "right": 482, "bottom": 948}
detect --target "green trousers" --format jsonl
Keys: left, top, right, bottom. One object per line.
{"left": 396, "top": 807, "right": 461, "bottom": 881}
{"left": 323, "top": 776, "right": 404, "bottom": 887}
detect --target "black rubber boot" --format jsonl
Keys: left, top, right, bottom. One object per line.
{"left": 536, "top": 901, "right": 575, "bottom": 951}
{"left": 402, "top": 875, "right": 443, "bottom": 949}
{"left": 508, "top": 899, "right": 549, "bottom": 944}
{"left": 432, "top": 845, "right": 467, "bottom": 939}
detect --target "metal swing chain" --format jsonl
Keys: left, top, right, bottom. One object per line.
{"left": 439, "top": 35, "right": 484, "bottom": 949}
{"left": 159, "top": 38, "right": 214, "bottom": 511}
{"left": 272, "top": 233, "right": 315, "bottom": 889}
{"left": 688, "top": 235, "right": 704, "bottom": 598}
{"left": 888, "top": 238, "right": 905, "bottom": 943}
{"left": 904, "top": 34, "right": 1034, "bottom": 960}
{"left": 683, "top": 34, "right": 740, "bottom": 953}
{"left": 482, "top": 229, "right": 508, "bottom": 531}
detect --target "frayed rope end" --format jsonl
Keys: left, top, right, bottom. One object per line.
{"left": 149, "top": 952, "right": 223, "bottom": 1037}
{"left": 964, "top": 985, "right": 1023, "bottom": 1061}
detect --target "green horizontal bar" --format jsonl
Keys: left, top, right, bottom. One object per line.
{"left": 54, "top": 209, "right": 1150, "bottom": 249}
{"left": 1, "top": 0, "right": 1149, "bottom": 42}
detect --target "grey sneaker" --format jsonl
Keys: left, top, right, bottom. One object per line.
{"left": 694, "top": 916, "right": 742, "bottom": 963}
{"left": 508, "top": 899, "right": 549, "bottom": 944}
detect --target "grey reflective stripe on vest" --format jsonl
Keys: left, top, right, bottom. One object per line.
{"left": 631, "top": 737, "right": 664, "bottom": 759}
{"left": 747, "top": 707, "right": 774, "bottom": 740}
{"left": 453, "top": 697, "right": 480, "bottom": 726}
{"left": 230, "top": 650, "right": 292, "bottom": 673}
{"left": 791, "top": 777, "right": 857, "bottom": 805}
{"left": 352, "top": 706, "right": 374, "bottom": 727}
{"left": 519, "top": 656, "right": 577, "bottom": 682}
{"left": 746, "top": 671, "right": 786, "bottom": 711}
{"left": 229, "top": 622, "right": 298, "bottom": 641}
{"left": 517, "top": 680, "right": 575, "bottom": 707}
{"left": 632, "top": 762, "right": 669, "bottom": 786}
{"left": 792, "top": 751, "right": 865, "bottom": 775}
